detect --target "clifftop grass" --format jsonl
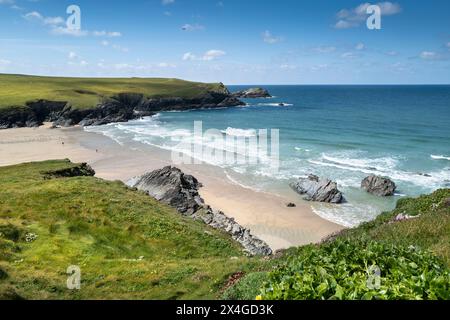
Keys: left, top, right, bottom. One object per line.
{"left": 0, "top": 74, "right": 226, "bottom": 110}
{"left": 0, "top": 160, "right": 265, "bottom": 300}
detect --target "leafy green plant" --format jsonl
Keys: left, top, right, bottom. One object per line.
{"left": 261, "top": 238, "right": 450, "bottom": 300}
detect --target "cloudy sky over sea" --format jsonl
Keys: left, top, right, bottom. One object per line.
{"left": 1, "top": 0, "right": 449, "bottom": 84}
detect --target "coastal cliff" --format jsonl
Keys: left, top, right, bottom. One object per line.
{"left": 0, "top": 74, "right": 244, "bottom": 129}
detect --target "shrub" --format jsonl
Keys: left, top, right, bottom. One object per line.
{"left": 261, "top": 239, "right": 450, "bottom": 300}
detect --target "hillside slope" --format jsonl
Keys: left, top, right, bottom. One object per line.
{"left": 0, "top": 160, "right": 264, "bottom": 300}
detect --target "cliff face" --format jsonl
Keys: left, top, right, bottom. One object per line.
{"left": 0, "top": 88, "right": 244, "bottom": 129}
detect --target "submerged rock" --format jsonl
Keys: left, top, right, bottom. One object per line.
{"left": 289, "top": 174, "right": 344, "bottom": 204}
{"left": 361, "top": 175, "right": 396, "bottom": 197}
{"left": 131, "top": 166, "right": 272, "bottom": 256}
{"left": 232, "top": 88, "right": 272, "bottom": 98}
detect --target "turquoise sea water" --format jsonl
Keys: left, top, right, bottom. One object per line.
{"left": 86, "top": 85, "right": 450, "bottom": 227}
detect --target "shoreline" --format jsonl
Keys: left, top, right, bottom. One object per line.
{"left": 0, "top": 124, "right": 344, "bottom": 251}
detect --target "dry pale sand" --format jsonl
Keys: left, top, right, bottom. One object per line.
{"left": 0, "top": 124, "right": 344, "bottom": 251}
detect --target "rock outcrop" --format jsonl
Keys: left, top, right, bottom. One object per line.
{"left": 43, "top": 162, "right": 96, "bottom": 179}
{"left": 132, "top": 166, "right": 203, "bottom": 215}
{"left": 361, "top": 175, "right": 396, "bottom": 196}
{"left": 0, "top": 86, "right": 245, "bottom": 129}
{"left": 232, "top": 87, "right": 272, "bottom": 98}
{"left": 130, "top": 166, "right": 272, "bottom": 256}
{"left": 290, "top": 174, "right": 344, "bottom": 203}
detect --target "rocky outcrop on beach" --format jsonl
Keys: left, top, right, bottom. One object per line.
{"left": 131, "top": 166, "right": 272, "bottom": 256}
{"left": 361, "top": 175, "right": 396, "bottom": 196}
{"left": 0, "top": 86, "right": 244, "bottom": 129}
{"left": 289, "top": 174, "right": 344, "bottom": 203}
{"left": 232, "top": 87, "right": 272, "bottom": 98}
{"left": 132, "top": 166, "right": 203, "bottom": 215}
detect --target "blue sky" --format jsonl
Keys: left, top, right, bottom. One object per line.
{"left": 0, "top": 0, "right": 449, "bottom": 84}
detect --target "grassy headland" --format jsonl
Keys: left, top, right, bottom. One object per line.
{"left": 0, "top": 160, "right": 266, "bottom": 299}
{"left": 0, "top": 74, "right": 226, "bottom": 109}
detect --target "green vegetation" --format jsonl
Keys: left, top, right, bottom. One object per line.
{"left": 228, "top": 189, "right": 450, "bottom": 300}
{"left": 0, "top": 160, "right": 265, "bottom": 299}
{"left": 0, "top": 74, "right": 225, "bottom": 109}
{"left": 1, "top": 159, "right": 449, "bottom": 300}
{"left": 261, "top": 239, "right": 449, "bottom": 300}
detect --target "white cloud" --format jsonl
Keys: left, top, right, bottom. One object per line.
{"left": 50, "top": 26, "right": 88, "bottom": 37}
{"left": 181, "top": 24, "right": 204, "bottom": 32}
{"left": 158, "top": 62, "right": 176, "bottom": 68}
{"left": 43, "top": 16, "right": 65, "bottom": 26}
{"left": 182, "top": 50, "right": 226, "bottom": 61}
{"left": 262, "top": 30, "right": 282, "bottom": 44}
{"left": 334, "top": 2, "right": 402, "bottom": 29}
{"left": 0, "top": 58, "right": 11, "bottom": 65}
{"left": 24, "top": 11, "right": 121, "bottom": 38}
{"left": 202, "top": 49, "right": 226, "bottom": 61}
{"left": 280, "top": 64, "right": 298, "bottom": 70}
{"left": 355, "top": 43, "right": 365, "bottom": 50}
{"left": 93, "top": 30, "right": 122, "bottom": 37}
{"left": 101, "top": 40, "right": 109, "bottom": 46}
{"left": 182, "top": 52, "right": 196, "bottom": 61}
{"left": 419, "top": 51, "right": 437, "bottom": 60}
{"left": 24, "top": 11, "right": 64, "bottom": 26}
{"left": 341, "top": 52, "right": 358, "bottom": 59}
{"left": 68, "top": 51, "right": 78, "bottom": 59}
{"left": 162, "top": 0, "right": 175, "bottom": 5}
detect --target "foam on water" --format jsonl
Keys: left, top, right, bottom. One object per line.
{"left": 431, "top": 154, "right": 450, "bottom": 161}
{"left": 83, "top": 85, "right": 450, "bottom": 228}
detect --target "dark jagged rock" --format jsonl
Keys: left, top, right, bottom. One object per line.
{"left": 132, "top": 166, "right": 203, "bottom": 215}
{"left": 232, "top": 87, "right": 272, "bottom": 98}
{"left": 361, "top": 175, "right": 396, "bottom": 197}
{"left": 286, "top": 203, "right": 296, "bottom": 208}
{"left": 290, "top": 174, "right": 344, "bottom": 203}
{"left": 0, "top": 86, "right": 245, "bottom": 129}
{"left": 130, "top": 166, "right": 272, "bottom": 256}
{"left": 43, "top": 163, "right": 95, "bottom": 179}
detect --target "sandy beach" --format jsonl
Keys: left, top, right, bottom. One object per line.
{"left": 0, "top": 124, "right": 343, "bottom": 251}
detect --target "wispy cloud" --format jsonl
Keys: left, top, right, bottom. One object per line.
{"left": 23, "top": 11, "right": 121, "bottom": 38}
{"left": 181, "top": 24, "right": 204, "bottom": 32}
{"left": 334, "top": 2, "right": 402, "bottom": 29}
{"left": 182, "top": 50, "right": 226, "bottom": 61}
{"left": 262, "top": 30, "right": 282, "bottom": 44}
{"left": 162, "top": 0, "right": 175, "bottom": 5}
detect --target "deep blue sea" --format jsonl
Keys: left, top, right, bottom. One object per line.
{"left": 86, "top": 85, "right": 450, "bottom": 227}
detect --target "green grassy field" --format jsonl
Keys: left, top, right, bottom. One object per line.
{"left": 0, "top": 160, "right": 267, "bottom": 299}
{"left": 0, "top": 74, "right": 225, "bottom": 109}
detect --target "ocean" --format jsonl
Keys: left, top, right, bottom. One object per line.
{"left": 85, "top": 85, "right": 450, "bottom": 227}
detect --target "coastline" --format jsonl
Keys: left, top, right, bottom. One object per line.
{"left": 0, "top": 124, "right": 344, "bottom": 251}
